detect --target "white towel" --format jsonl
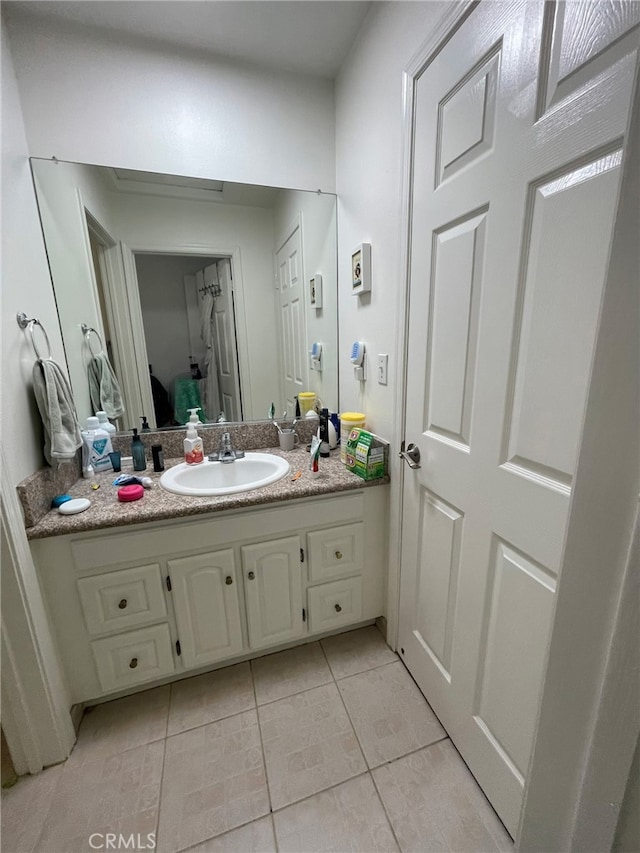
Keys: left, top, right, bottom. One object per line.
{"left": 31, "top": 359, "right": 83, "bottom": 465}
{"left": 88, "top": 352, "right": 125, "bottom": 419}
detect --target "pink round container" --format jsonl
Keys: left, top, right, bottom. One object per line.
{"left": 117, "top": 484, "right": 145, "bottom": 502}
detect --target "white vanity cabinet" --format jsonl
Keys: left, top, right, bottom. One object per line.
{"left": 31, "top": 488, "right": 387, "bottom": 704}
{"left": 242, "top": 537, "right": 305, "bottom": 650}
{"left": 167, "top": 550, "right": 244, "bottom": 669}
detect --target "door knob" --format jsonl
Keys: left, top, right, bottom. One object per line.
{"left": 334, "top": 603, "right": 342, "bottom": 612}
{"left": 118, "top": 598, "right": 127, "bottom": 609}
{"left": 225, "top": 576, "right": 233, "bottom": 585}
{"left": 399, "top": 443, "right": 421, "bottom": 469}
{"left": 248, "top": 571, "right": 255, "bottom": 580}
{"left": 129, "top": 657, "right": 138, "bottom": 669}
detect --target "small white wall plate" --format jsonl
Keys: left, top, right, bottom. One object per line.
{"left": 351, "top": 243, "right": 371, "bottom": 295}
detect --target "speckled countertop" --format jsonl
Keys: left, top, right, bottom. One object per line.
{"left": 24, "top": 447, "right": 389, "bottom": 540}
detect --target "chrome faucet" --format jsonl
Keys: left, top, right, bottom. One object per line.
{"left": 208, "top": 431, "right": 245, "bottom": 464}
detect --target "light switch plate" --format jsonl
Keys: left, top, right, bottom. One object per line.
{"left": 377, "top": 354, "right": 388, "bottom": 385}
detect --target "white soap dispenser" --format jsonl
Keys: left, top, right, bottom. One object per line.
{"left": 184, "top": 407, "right": 204, "bottom": 465}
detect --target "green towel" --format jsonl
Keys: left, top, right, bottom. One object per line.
{"left": 174, "top": 378, "right": 206, "bottom": 425}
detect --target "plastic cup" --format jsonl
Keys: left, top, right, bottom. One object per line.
{"left": 298, "top": 392, "right": 316, "bottom": 416}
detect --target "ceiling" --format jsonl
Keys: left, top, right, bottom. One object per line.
{"left": 3, "top": 1, "right": 373, "bottom": 78}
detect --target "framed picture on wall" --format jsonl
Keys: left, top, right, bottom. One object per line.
{"left": 351, "top": 243, "right": 371, "bottom": 295}
{"left": 309, "top": 275, "right": 323, "bottom": 308}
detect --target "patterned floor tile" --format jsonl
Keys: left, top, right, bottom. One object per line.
{"left": 274, "top": 773, "right": 399, "bottom": 852}
{"left": 168, "top": 663, "right": 255, "bottom": 735}
{"left": 338, "top": 661, "right": 445, "bottom": 767}
{"left": 373, "top": 740, "right": 513, "bottom": 852}
{"left": 251, "top": 643, "right": 332, "bottom": 706}
{"left": 259, "top": 682, "right": 366, "bottom": 810}
{"left": 157, "top": 710, "right": 269, "bottom": 853}
{"left": 321, "top": 626, "right": 398, "bottom": 679}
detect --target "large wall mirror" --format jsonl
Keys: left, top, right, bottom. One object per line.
{"left": 31, "top": 158, "right": 338, "bottom": 430}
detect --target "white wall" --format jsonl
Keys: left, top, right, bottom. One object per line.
{"left": 115, "top": 193, "right": 280, "bottom": 421}
{"left": 5, "top": 15, "right": 335, "bottom": 193}
{"left": 335, "top": 2, "right": 448, "bottom": 439}
{"left": 0, "top": 22, "right": 67, "bottom": 485}
{"left": 31, "top": 160, "right": 120, "bottom": 422}
{"left": 135, "top": 254, "right": 216, "bottom": 406}
{"left": 273, "top": 190, "right": 338, "bottom": 412}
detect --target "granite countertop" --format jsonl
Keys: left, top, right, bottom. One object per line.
{"left": 25, "top": 447, "right": 389, "bottom": 540}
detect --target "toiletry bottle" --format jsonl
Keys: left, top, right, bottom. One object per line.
{"left": 131, "top": 428, "right": 147, "bottom": 471}
{"left": 95, "top": 410, "right": 116, "bottom": 436}
{"left": 140, "top": 415, "right": 151, "bottom": 432}
{"left": 184, "top": 409, "right": 204, "bottom": 465}
{"left": 151, "top": 444, "right": 165, "bottom": 472}
{"left": 81, "top": 416, "right": 113, "bottom": 473}
{"left": 319, "top": 408, "right": 330, "bottom": 457}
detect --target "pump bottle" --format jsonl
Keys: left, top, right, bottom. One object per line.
{"left": 184, "top": 408, "right": 204, "bottom": 465}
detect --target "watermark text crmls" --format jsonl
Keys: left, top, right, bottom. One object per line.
{"left": 88, "top": 833, "right": 156, "bottom": 850}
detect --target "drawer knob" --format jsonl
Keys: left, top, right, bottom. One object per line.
{"left": 248, "top": 571, "right": 255, "bottom": 580}
{"left": 129, "top": 657, "right": 138, "bottom": 669}
{"left": 335, "top": 550, "right": 343, "bottom": 560}
{"left": 225, "top": 575, "right": 233, "bottom": 585}
{"left": 118, "top": 598, "right": 128, "bottom": 610}
{"left": 334, "top": 603, "right": 342, "bottom": 613}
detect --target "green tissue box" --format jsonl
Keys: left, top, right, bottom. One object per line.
{"left": 344, "top": 428, "right": 388, "bottom": 481}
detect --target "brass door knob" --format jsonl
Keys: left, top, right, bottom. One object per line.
{"left": 129, "top": 657, "right": 138, "bottom": 669}
{"left": 248, "top": 571, "right": 255, "bottom": 580}
{"left": 118, "top": 599, "right": 127, "bottom": 609}
{"left": 335, "top": 551, "right": 343, "bottom": 560}
{"left": 335, "top": 603, "right": 342, "bottom": 613}
{"left": 225, "top": 575, "right": 233, "bottom": 585}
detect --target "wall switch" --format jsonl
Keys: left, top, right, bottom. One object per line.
{"left": 377, "top": 354, "right": 388, "bottom": 385}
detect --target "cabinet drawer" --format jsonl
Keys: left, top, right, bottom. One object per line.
{"left": 77, "top": 564, "right": 167, "bottom": 635}
{"left": 307, "top": 577, "right": 362, "bottom": 633}
{"left": 91, "top": 624, "right": 175, "bottom": 693}
{"left": 307, "top": 523, "right": 364, "bottom": 582}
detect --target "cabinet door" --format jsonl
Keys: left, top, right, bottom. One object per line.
{"left": 242, "top": 536, "right": 305, "bottom": 650}
{"left": 168, "top": 550, "right": 243, "bottom": 669}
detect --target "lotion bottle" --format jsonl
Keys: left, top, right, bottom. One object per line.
{"left": 95, "top": 410, "right": 116, "bottom": 436}
{"left": 81, "top": 416, "right": 113, "bottom": 473}
{"left": 184, "top": 408, "right": 204, "bottom": 465}
{"left": 131, "top": 428, "right": 147, "bottom": 471}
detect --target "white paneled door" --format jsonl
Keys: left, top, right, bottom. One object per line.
{"left": 276, "top": 224, "right": 308, "bottom": 415}
{"left": 398, "top": 0, "right": 639, "bottom": 838}
{"left": 207, "top": 259, "right": 242, "bottom": 421}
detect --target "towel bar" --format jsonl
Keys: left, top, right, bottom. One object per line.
{"left": 81, "top": 324, "right": 104, "bottom": 357}
{"left": 16, "top": 312, "right": 52, "bottom": 361}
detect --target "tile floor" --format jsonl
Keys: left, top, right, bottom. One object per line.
{"left": 1, "top": 626, "right": 512, "bottom": 853}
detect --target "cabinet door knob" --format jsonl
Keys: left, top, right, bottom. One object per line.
{"left": 118, "top": 598, "right": 127, "bottom": 609}
{"left": 335, "top": 550, "right": 343, "bottom": 560}
{"left": 129, "top": 657, "right": 138, "bottom": 669}
{"left": 334, "top": 603, "right": 342, "bottom": 613}
{"left": 248, "top": 571, "right": 255, "bottom": 580}
{"left": 225, "top": 575, "right": 233, "bottom": 585}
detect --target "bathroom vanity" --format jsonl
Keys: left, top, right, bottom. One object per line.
{"left": 27, "top": 451, "right": 388, "bottom": 705}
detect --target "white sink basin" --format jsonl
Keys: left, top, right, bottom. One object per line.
{"left": 159, "top": 453, "right": 290, "bottom": 496}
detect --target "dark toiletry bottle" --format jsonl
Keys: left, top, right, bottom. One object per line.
{"left": 140, "top": 415, "right": 151, "bottom": 432}
{"left": 131, "top": 428, "right": 147, "bottom": 471}
{"left": 151, "top": 444, "right": 165, "bottom": 472}
{"left": 295, "top": 396, "right": 301, "bottom": 418}
{"left": 319, "top": 408, "right": 330, "bottom": 457}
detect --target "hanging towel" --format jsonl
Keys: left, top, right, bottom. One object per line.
{"left": 31, "top": 359, "right": 83, "bottom": 466}
{"left": 88, "top": 352, "right": 125, "bottom": 419}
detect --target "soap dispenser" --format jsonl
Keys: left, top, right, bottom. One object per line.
{"left": 131, "top": 428, "right": 147, "bottom": 471}
{"left": 184, "top": 408, "right": 204, "bottom": 465}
